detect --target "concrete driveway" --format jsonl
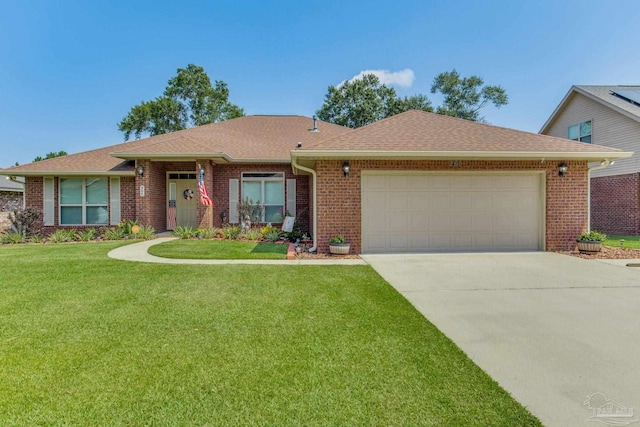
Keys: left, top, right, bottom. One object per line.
{"left": 362, "top": 252, "right": 640, "bottom": 427}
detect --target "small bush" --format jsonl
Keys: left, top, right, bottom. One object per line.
{"left": 243, "top": 228, "right": 262, "bottom": 241}
{"left": 221, "top": 225, "right": 242, "bottom": 240}
{"left": 136, "top": 225, "right": 156, "bottom": 240}
{"left": 75, "top": 228, "right": 96, "bottom": 242}
{"left": 260, "top": 224, "right": 279, "bottom": 238}
{"left": 1, "top": 232, "right": 25, "bottom": 244}
{"left": 102, "top": 227, "right": 125, "bottom": 241}
{"left": 329, "top": 235, "right": 346, "bottom": 244}
{"left": 577, "top": 230, "right": 607, "bottom": 242}
{"left": 118, "top": 219, "right": 139, "bottom": 236}
{"left": 48, "top": 229, "right": 75, "bottom": 244}
{"left": 172, "top": 225, "right": 196, "bottom": 239}
{"left": 195, "top": 227, "right": 218, "bottom": 239}
{"left": 264, "top": 230, "right": 281, "bottom": 242}
{"left": 29, "top": 235, "right": 44, "bottom": 244}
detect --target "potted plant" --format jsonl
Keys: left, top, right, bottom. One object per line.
{"left": 329, "top": 235, "right": 350, "bottom": 255}
{"left": 577, "top": 230, "right": 607, "bottom": 253}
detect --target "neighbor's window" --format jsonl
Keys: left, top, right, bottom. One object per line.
{"left": 59, "top": 177, "right": 108, "bottom": 225}
{"left": 241, "top": 172, "right": 284, "bottom": 222}
{"left": 568, "top": 120, "right": 592, "bottom": 143}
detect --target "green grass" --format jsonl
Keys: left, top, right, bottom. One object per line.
{"left": 603, "top": 235, "right": 640, "bottom": 249}
{"left": 148, "top": 239, "right": 288, "bottom": 259}
{"left": 0, "top": 243, "right": 541, "bottom": 426}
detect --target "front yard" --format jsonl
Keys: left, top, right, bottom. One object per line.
{"left": 0, "top": 243, "right": 540, "bottom": 426}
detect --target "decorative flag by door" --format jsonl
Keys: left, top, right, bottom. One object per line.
{"left": 168, "top": 199, "right": 177, "bottom": 229}
{"left": 198, "top": 168, "right": 214, "bottom": 206}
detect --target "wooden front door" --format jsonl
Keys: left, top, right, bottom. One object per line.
{"left": 167, "top": 176, "right": 198, "bottom": 229}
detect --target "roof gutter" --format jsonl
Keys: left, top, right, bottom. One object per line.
{"left": 587, "top": 160, "right": 613, "bottom": 232}
{"left": 291, "top": 150, "right": 633, "bottom": 161}
{"left": 291, "top": 152, "right": 317, "bottom": 253}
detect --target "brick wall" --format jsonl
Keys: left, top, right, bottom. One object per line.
{"left": 591, "top": 173, "right": 640, "bottom": 235}
{"left": 315, "top": 160, "right": 589, "bottom": 254}
{"left": 212, "top": 163, "right": 311, "bottom": 232}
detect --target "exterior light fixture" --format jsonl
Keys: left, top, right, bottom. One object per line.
{"left": 558, "top": 163, "right": 569, "bottom": 177}
{"left": 137, "top": 166, "right": 144, "bottom": 177}
{"left": 220, "top": 211, "right": 226, "bottom": 222}
{"left": 199, "top": 165, "right": 205, "bottom": 175}
{"left": 342, "top": 161, "right": 350, "bottom": 177}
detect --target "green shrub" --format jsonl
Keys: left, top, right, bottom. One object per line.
{"left": 135, "top": 225, "right": 156, "bottom": 240}
{"left": 243, "top": 228, "right": 262, "bottom": 241}
{"left": 1, "top": 232, "right": 25, "bottom": 244}
{"left": 118, "top": 219, "right": 139, "bottom": 237}
{"left": 29, "top": 235, "right": 44, "bottom": 244}
{"left": 194, "top": 227, "right": 217, "bottom": 239}
{"left": 221, "top": 225, "right": 242, "bottom": 240}
{"left": 48, "top": 229, "right": 75, "bottom": 244}
{"left": 260, "top": 224, "right": 279, "bottom": 238}
{"left": 102, "top": 227, "right": 125, "bottom": 241}
{"left": 329, "top": 235, "right": 346, "bottom": 244}
{"left": 172, "top": 225, "right": 196, "bottom": 239}
{"left": 264, "top": 230, "right": 281, "bottom": 242}
{"left": 75, "top": 228, "right": 96, "bottom": 242}
{"left": 577, "top": 230, "right": 607, "bottom": 242}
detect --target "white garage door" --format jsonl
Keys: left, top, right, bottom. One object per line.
{"left": 361, "top": 172, "right": 543, "bottom": 253}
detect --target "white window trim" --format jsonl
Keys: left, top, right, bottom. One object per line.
{"left": 59, "top": 177, "right": 109, "bottom": 226}
{"left": 241, "top": 172, "right": 285, "bottom": 223}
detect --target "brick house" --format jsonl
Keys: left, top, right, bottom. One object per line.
{"left": 0, "top": 111, "right": 630, "bottom": 253}
{"left": 540, "top": 85, "right": 640, "bottom": 235}
{"left": 0, "top": 175, "right": 25, "bottom": 231}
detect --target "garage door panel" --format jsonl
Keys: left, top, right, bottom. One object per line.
{"left": 362, "top": 172, "right": 542, "bottom": 253}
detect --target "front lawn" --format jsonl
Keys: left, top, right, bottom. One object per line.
{"left": 0, "top": 243, "right": 540, "bottom": 426}
{"left": 604, "top": 235, "right": 640, "bottom": 249}
{"left": 148, "top": 239, "right": 288, "bottom": 259}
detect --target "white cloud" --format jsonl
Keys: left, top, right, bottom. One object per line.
{"left": 347, "top": 68, "right": 415, "bottom": 88}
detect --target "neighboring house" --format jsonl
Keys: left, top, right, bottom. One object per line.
{"left": 0, "top": 111, "right": 630, "bottom": 253}
{"left": 0, "top": 175, "right": 25, "bottom": 231}
{"left": 540, "top": 85, "right": 640, "bottom": 235}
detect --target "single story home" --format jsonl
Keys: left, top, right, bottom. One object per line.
{"left": 1, "top": 110, "right": 631, "bottom": 253}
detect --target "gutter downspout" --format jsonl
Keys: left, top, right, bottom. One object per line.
{"left": 7, "top": 176, "right": 25, "bottom": 208}
{"left": 291, "top": 154, "right": 317, "bottom": 253}
{"left": 587, "top": 160, "right": 612, "bottom": 231}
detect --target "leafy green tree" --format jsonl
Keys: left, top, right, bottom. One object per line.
{"left": 119, "top": 64, "right": 244, "bottom": 140}
{"left": 431, "top": 69, "right": 508, "bottom": 122}
{"left": 33, "top": 151, "right": 67, "bottom": 162}
{"left": 316, "top": 74, "right": 432, "bottom": 128}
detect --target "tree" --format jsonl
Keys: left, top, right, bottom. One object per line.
{"left": 431, "top": 69, "right": 508, "bottom": 122}
{"left": 33, "top": 151, "right": 67, "bottom": 162}
{"left": 316, "top": 70, "right": 508, "bottom": 128}
{"left": 119, "top": 64, "right": 244, "bottom": 140}
{"left": 316, "top": 74, "right": 432, "bottom": 128}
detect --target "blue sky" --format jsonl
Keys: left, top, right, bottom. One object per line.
{"left": 2, "top": 0, "right": 640, "bottom": 166}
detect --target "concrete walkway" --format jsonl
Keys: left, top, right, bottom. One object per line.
{"left": 362, "top": 252, "right": 640, "bottom": 427}
{"left": 107, "top": 237, "right": 367, "bottom": 265}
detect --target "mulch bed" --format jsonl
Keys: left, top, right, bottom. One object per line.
{"left": 558, "top": 245, "right": 640, "bottom": 260}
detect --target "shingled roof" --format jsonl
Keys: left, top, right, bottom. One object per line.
{"left": 293, "top": 110, "right": 630, "bottom": 161}
{"left": 540, "top": 85, "right": 640, "bottom": 133}
{"left": 1, "top": 115, "right": 352, "bottom": 175}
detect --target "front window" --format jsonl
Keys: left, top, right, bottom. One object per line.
{"left": 241, "top": 172, "right": 284, "bottom": 222}
{"left": 59, "top": 177, "right": 108, "bottom": 225}
{"left": 568, "top": 120, "right": 592, "bottom": 143}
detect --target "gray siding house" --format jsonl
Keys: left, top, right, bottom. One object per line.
{"left": 540, "top": 85, "right": 640, "bottom": 234}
